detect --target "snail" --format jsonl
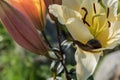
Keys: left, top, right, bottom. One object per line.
{"left": 74, "top": 39, "right": 102, "bottom": 51}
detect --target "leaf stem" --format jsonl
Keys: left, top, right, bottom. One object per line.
{"left": 42, "top": 30, "right": 52, "bottom": 48}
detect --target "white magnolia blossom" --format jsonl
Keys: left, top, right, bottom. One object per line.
{"left": 49, "top": 0, "right": 120, "bottom": 80}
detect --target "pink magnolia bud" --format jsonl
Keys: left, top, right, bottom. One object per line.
{"left": 7, "top": 0, "right": 46, "bottom": 30}
{"left": 0, "top": 0, "right": 49, "bottom": 55}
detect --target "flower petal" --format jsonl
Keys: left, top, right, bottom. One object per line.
{"left": 66, "top": 18, "right": 94, "bottom": 44}
{"left": 49, "top": 4, "right": 81, "bottom": 24}
{"left": 117, "top": 13, "right": 120, "bottom": 21}
{"left": 96, "top": 23, "right": 109, "bottom": 48}
{"left": 94, "top": 50, "right": 120, "bottom": 80}
{"left": 102, "top": 0, "right": 118, "bottom": 20}
{"left": 75, "top": 46, "right": 102, "bottom": 80}
{"left": 44, "top": 0, "right": 62, "bottom": 21}
{"left": 0, "top": 1, "right": 48, "bottom": 55}
{"left": 62, "top": 0, "right": 82, "bottom": 10}
{"left": 106, "top": 21, "right": 120, "bottom": 49}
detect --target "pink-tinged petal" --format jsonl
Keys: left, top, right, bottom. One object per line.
{"left": 0, "top": 1, "right": 49, "bottom": 55}
{"left": 8, "top": 0, "right": 46, "bottom": 30}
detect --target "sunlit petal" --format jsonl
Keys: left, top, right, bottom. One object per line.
{"left": 49, "top": 4, "right": 81, "bottom": 24}
{"left": 117, "top": 13, "right": 120, "bottom": 21}
{"left": 44, "top": 0, "right": 62, "bottom": 20}
{"left": 102, "top": 0, "right": 118, "bottom": 20}
{"left": 96, "top": 23, "right": 109, "bottom": 47}
{"left": 66, "top": 18, "right": 94, "bottom": 44}
{"left": 75, "top": 46, "right": 102, "bottom": 80}
{"left": 106, "top": 21, "right": 120, "bottom": 49}
{"left": 62, "top": 0, "right": 82, "bottom": 10}
{"left": 94, "top": 51, "right": 120, "bottom": 80}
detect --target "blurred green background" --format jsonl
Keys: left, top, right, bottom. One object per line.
{"left": 0, "top": 23, "right": 51, "bottom": 80}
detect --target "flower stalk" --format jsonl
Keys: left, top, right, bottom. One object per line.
{"left": 55, "top": 20, "right": 71, "bottom": 80}
{"left": 42, "top": 30, "right": 53, "bottom": 48}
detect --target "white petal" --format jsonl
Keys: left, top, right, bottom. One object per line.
{"left": 102, "top": 0, "right": 118, "bottom": 19}
{"left": 62, "top": 0, "right": 83, "bottom": 10}
{"left": 107, "top": 21, "right": 120, "bottom": 49}
{"left": 75, "top": 46, "right": 102, "bottom": 80}
{"left": 66, "top": 18, "right": 94, "bottom": 44}
{"left": 94, "top": 50, "right": 120, "bottom": 80}
{"left": 49, "top": 4, "right": 82, "bottom": 24}
{"left": 117, "top": 13, "right": 120, "bottom": 21}
{"left": 81, "top": 0, "right": 98, "bottom": 12}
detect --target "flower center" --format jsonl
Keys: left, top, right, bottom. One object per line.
{"left": 81, "top": 4, "right": 111, "bottom": 48}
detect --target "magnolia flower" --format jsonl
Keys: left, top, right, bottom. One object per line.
{"left": 7, "top": 0, "right": 46, "bottom": 30}
{"left": 0, "top": 0, "right": 49, "bottom": 55}
{"left": 49, "top": 0, "right": 120, "bottom": 80}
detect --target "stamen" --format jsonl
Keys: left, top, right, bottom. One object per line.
{"left": 81, "top": 7, "right": 90, "bottom": 27}
{"left": 107, "top": 21, "right": 111, "bottom": 28}
{"left": 107, "top": 8, "right": 110, "bottom": 18}
{"left": 81, "top": 7, "right": 87, "bottom": 21}
{"left": 93, "top": 3, "right": 96, "bottom": 14}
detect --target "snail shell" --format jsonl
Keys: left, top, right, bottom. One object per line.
{"left": 74, "top": 39, "right": 102, "bottom": 51}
